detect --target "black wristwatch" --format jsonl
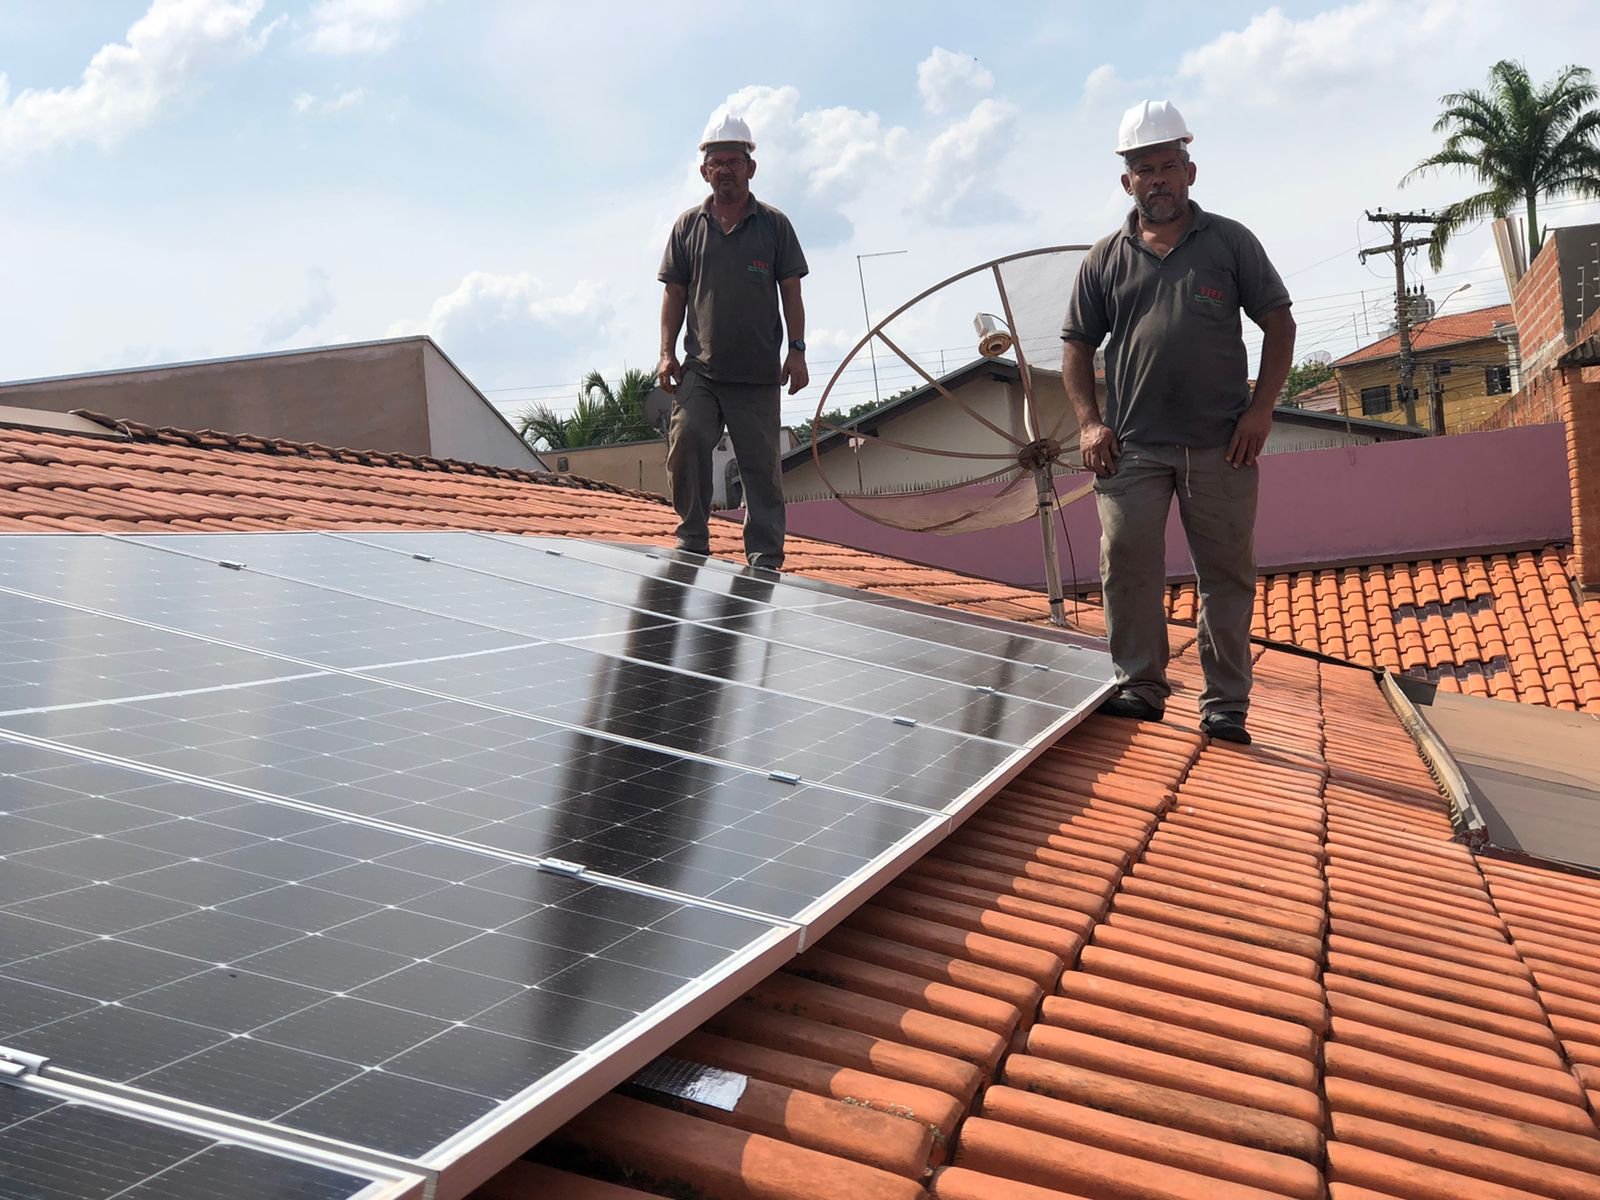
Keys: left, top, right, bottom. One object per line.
{"left": 789, "top": 339, "right": 806, "bottom": 353}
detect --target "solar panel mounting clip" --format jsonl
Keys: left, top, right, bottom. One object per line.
{"left": 219, "top": 560, "right": 246, "bottom": 571}
{"left": 973, "top": 685, "right": 999, "bottom": 694}
{"left": 0, "top": 1047, "right": 49, "bottom": 1081}
{"left": 538, "top": 858, "right": 587, "bottom": 877}
{"left": 768, "top": 770, "right": 802, "bottom": 785}
{"left": 412, "top": 553, "right": 434, "bottom": 562}
{"left": 892, "top": 716, "right": 918, "bottom": 728}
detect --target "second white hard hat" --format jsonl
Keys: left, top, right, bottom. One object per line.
{"left": 699, "top": 112, "right": 756, "bottom": 153}
{"left": 1116, "top": 100, "right": 1193, "bottom": 156}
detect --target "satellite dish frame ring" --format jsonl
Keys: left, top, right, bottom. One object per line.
{"left": 809, "top": 244, "right": 1093, "bottom": 504}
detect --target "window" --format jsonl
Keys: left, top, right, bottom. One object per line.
{"left": 1360, "top": 385, "right": 1394, "bottom": 416}
{"left": 1485, "top": 365, "right": 1512, "bottom": 396}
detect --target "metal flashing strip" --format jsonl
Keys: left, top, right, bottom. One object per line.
{"left": 1379, "top": 668, "right": 1490, "bottom": 847}
{"left": 628, "top": 1055, "right": 747, "bottom": 1112}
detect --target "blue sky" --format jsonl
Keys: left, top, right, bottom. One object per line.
{"left": 1, "top": 0, "right": 1597, "bottom": 431}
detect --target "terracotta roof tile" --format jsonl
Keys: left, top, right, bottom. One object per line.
{"left": 4, "top": 419, "right": 1597, "bottom": 1198}
{"left": 1161, "top": 546, "right": 1600, "bottom": 714}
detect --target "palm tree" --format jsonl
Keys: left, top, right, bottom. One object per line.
{"left": 516, "top": 367, "right": 660, "bottom": 451}
{"left": 1403, "top": 60, "right": 1600, "bottom": 270}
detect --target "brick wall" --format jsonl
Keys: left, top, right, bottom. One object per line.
{"left": 1513, "top": 236, "right": 1569, "bottom": 373}
{"left": 1562, "top": 365, "right": 1600, "bottom": 592}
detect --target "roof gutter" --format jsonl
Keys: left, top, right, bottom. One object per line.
{"left": 1377, "top": 669, "right": 1490, "bottom": 849}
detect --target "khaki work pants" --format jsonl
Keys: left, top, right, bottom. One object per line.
{"left": 1094, "top": 442, "right": 1259, "bottom": 717}
{"left": 666, "top": 370, "right": 786, "bottom": 569}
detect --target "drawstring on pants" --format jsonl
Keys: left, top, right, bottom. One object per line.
{"left": 1183, "top": 446, "right": 1193, "bottom": 498}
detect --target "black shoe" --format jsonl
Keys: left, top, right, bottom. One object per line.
{"left": 1202, "top": 711, "right": 1251, "bottom": 745}
{"left": 1097, "top": 693, "right": 1164, "bottom": 722}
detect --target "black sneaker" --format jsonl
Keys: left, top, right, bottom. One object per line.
{"left": 1097, "top": 693, "right": 1164, "bottom": 722}
{"left": 1201, "top": 711, "right": 1251, "bottom": 745}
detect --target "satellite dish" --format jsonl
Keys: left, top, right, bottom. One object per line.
{"left": 1306, "top": 350, "right": 1333, "bottom": 367}
{"left": 812, "top": 245, "right": 1093, "bottom": 626}
{"left": 644, "top": 386, "right": 673, "bottom": 436}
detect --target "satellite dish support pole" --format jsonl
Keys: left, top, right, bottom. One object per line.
{"left": 1032, "top": 463, "right": 1066, "bottom": 626}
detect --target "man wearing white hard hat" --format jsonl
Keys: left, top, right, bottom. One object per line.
{"left": 658, "top": 112, "right": 809, "bottom": 571}
{"left": 1061, "top": 100, "right": 1295, "bottom": 746}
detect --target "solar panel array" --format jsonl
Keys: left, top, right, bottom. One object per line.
{"left": 0, "top": 532, "right": 1113, "bottom": 1197}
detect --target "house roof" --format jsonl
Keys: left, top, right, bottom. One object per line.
{"left": 1334, "top": 302, "right": 1516, "bottom": 368}
{"left": 783, "top": 358, "right": 1023, "bottom": 469}
{"left": 4, "top": 414, "right": 1599, "bottom": 1200}
{"left": 1162, "top": 545, "right": 1600, "bottom": 714}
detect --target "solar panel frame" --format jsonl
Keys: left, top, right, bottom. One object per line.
{"left": 0, "top": 530, "right": 1116, "bottom": 1197}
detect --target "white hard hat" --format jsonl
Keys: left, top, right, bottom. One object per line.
{"left": 699, "top": 112, "right": 756, "bottom": 153}
{"left": 1116, "top": 100, "right": 1193, "bottom": 156}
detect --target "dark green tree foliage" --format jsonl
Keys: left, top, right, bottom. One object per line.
{"left": 1404, "top": 60, "right": 1600, "bottom": 270}
{"left": 517, "top": 368, "right": 660, "bottom": 451}
{"left": 1282, "top": 359, "right": 1334, "bottom": 404}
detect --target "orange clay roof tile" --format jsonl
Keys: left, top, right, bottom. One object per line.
{"left": 3, "top": 419, "right": 1597, "bottom": 1199}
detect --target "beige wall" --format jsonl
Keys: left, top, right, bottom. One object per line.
{"left": 420, "top": 342, "right": 545, "bottom": 470}
{"left": 0, "top": 337, "right": 547, "bottom": 471}
{"left": 0, "top": 341, "right": 433, "bottom": 452}
{"left": 786, "top": 369, "right": 1078, "bottom": 503}
{"left": 551, "top": 440, "right": 672, "bottom": 497}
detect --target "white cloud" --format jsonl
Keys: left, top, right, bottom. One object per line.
{"left": 304, "top": 0, "right": 428, "bottom": 55}
{"left": 0, "top": 0, "right": 269, "bottom": 160}
{"left": 916, "top": 47, "right": 994, "bottom": 116}
{"left": 292, "top": 87, "right": 366, "bottom": 115}
{"left": 387, "top": 271, "right": 612, "bottom": 385}
{"left": 1082, "top": 64, "right": 1120, "bottom": 104}
{"left": 915, "top": 98, "right": 1022, "bottom": 225}
{"left": 1178, "top": 0, "right": 1465, "bottom": 105}
{"left": 701, "top": 86, "right": 910, "bottom": 245}
{"left": 262, "top": 266, "right": 336, "bottom": 344}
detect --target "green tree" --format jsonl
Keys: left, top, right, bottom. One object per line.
{"left": 1403, "top": 59, "right": 1600, "bottom": 270}
{"left": 516, "top": 367, "right": 660, "bottom": 451}
{"left": 1281, "top": 358, "right": 1333, "bottom": 405}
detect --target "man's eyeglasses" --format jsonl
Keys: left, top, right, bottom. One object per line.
{"left": 705, "top": 156, "right": 750, "bottom": 172}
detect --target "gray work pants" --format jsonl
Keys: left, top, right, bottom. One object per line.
{"left": 1094, "top": 442, "right": 1258, "bottom": 717}
{"left": 666, "top": 370, "right": 786, "bottom": 569}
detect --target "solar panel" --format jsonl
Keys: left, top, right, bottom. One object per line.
{"left": 0, "top": 531, "right": 1114, "bottom": 1197}
{"left": 0, "top": 737, "right": 794, "bottom": 1196}
{"left": 0, "top": 1085, "right": 424, "bottom": 1200}
{"left": 127, "top": 531, "right": 1084, "bottom": 740}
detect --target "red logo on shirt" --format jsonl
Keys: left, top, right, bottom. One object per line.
{"left": 1196, "top": 285, "right": 1225, "bottom": 303}
{"left": 747, "top": 259, "right": 772, "bottom": 277}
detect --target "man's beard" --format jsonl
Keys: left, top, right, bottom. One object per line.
{"left": 1136, "top": 193, "right": 1184, "bottom": 224}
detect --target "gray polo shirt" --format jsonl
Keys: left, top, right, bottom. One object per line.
{"left": 659, "top": 195, "right": 808, "bottom": 387}
{"left": 1062, "top": 202, "right": 1290, "bottom": 448}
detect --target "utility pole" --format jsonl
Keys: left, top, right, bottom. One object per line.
{"left": 1359, "top": 210, "right": 1438, "bottom": 428}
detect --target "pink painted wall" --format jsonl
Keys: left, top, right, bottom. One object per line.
{"left": 773, "top": 424, "right": 1572, "bottom": 586}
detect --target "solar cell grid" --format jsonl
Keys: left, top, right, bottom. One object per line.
{"left": 0, "top": 741, "right": 789, "bottom": 1163}
{"left": 0, "top": 1088, "right": 411, "bottom": 1200}
{"left": 25, "top": 533, "right": 1080, "bottom": 751}
{"left": 0, "top": 594, "right": 309, "bottom": 715}
{"left": 0, "top": 538, "right": 533, "bottom": 671}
